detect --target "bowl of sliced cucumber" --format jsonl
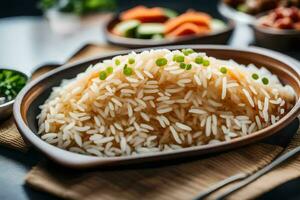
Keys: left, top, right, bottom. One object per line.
{"left": 104, "top": 6, "right": 235, "bottom": 48}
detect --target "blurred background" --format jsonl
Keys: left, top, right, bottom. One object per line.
{"left": 0, "top": 0, "right": 219, "bottom": 18}
{"left": 0, "top": 0, "right": 226, "bottom": 72}
{"left": 0, "top": 0, "right": 299, "bottom": 73}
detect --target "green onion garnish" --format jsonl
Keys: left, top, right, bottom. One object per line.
{"left": 181, "top": 48, "right": 195, "bottom": 56}
{"left": 156, "top": 58, "right": 168, "bottom": 67}
{"left": 173, "top": 55, "right": 185, "bottom": 63}
{"left": 179, "top": 63, "right": 186, "bottom": 69}
{"left": 115, "top": 59, "right": 121, "bottom": 66}
{"left": 106, "top": 66, "right": 113, "bottom": 74}
{"left": 195, "top": 56, "right": 203, "bottom": 64}
{"left": 123, "top": 65, "right": 133, "bottom": 76}
{"left": 220, "top": 67, "right": 227, "bottom": 74}
{"left": 262, "top": 77, "right": 269, "bottom": 85}
{"left": 202, "top": 59, "right": 210, "bottom": 67}
{"left": 186, "top": 64, "right": 192, "bottom": 70}
{"left": 99, "top": 71, "right": 107, "bottom": 80}
{"left": 251, "top": 73, "right": 259, "bottom": 80}
{"left": 128, "top": 58, "right": 135, "bottom": 64}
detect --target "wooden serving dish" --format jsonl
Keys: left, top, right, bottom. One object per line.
{"left": 14, "top": 45, "right": 300, "bottom": 168}
{"left": 104, "top": 15, "right": 235, "bottom": 48}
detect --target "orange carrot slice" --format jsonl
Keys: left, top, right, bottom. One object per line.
{"left": 165, "top": 11, "right": 211, "bottom": 34}
{"left": 120, "top": 6, "right": 168, "bottom": 23}
{"left": 166, "top": 22, "right": 210, "bottom": 37}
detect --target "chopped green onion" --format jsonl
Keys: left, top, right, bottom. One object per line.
{"left": 195, "top": 56, "right": 203, "bottom": 64}
{"left": 128, "top": 58, "right": 135, "bottom": 64}
{"left": 202, "top": 59, "right": 210, "bottom": 67}
{"left": 115, "top": 59, "right": 121, "bottom": 66}
{"left": 173, "top": 55, "right": 185, "bottom": 63}
{"left": 181, "top": 48, "right": 195, "bottom": 56}
{"left": 156, "top": 58, "right": 168, "bottom": 67}
{"left": 179, "top": 63, "right": 186, "bottom": 69}
{"left": 220, "top": 67, "right": 227, "bottom": 74}
{"left": 99, "top": 71, "right": 107, "bottom": 80}
{"left": 186, "top": 64, "right": 192, "bottom": 70}
{"left": 123, "top": 65, "right": 133, "bottom": 76}
{"left": 0, "top": 69, "right": 27, "bottom": 103}
{"left": 106, "top": 66, "right": 113, "bottom": 74}
{"left": 262, "top": 77, "right": 269, "bottom": 85}
{"left": 251, "top": 73, "right": 259, "bottom": 80}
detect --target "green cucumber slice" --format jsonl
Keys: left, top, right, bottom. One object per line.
{"left": 137, "top": 23, "right": 165, "bottom": 39}
{"left": 163, "top": 8, "right": 178, "bottom": 18}
{"left": 113, "top": 20, "right": 140, "bottom": 37}
{"left": 211, "top": 19, "right": 226, "bottom": 32}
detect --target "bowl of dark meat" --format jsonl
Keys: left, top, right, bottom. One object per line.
{"left": 253, "top": 6, "right": 300, "bottom": 50}
{"left": 219, "top": 0, "right": 300, "bottom": 24}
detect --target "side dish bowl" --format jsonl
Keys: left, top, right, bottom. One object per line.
{"left": 253, "top": 7, "right": 300, "bottom": 51}
{"left": 104, "top": 16, "right": 235, "bottom": 48}
{"left": 253, "top": 25, "right": 300, "bottom": 50}
{"left": 14, "top": 45, "right": 300, "bottom": 168}
{"left": 219, "top": 3, "right": 300, "bottom": 50}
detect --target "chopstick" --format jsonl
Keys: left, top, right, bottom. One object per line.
{"left": 193, "top": 145, "right": 300, "bottom": 200}
{"left": 192, "top": 173, "right": 247, "bottom": 200}
{"left": 215, "top": 146, "right": 300, "bottom": 199}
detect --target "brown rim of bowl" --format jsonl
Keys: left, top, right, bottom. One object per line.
{"left": 104, "top": 15, "right": 235, "bottom": 46}
{"left": 254, "top": 24, "right": 300, "bottom": 35}
{"left": 13, "top": 45, "right": 300, "bottom": 168}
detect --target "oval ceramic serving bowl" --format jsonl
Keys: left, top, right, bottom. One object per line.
{"left": 104, "top": 15, "right": 235, "bottom": 48}
{"left": 14, "top": 45, "right": 300, "bottom": 168}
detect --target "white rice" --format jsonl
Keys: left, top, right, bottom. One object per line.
{"left": 37, "top": 49, "right": 296, "bottom": 157}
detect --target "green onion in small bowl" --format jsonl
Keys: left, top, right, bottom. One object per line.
{"left": 0, "top": 68, "right": 28, "bottom": 120}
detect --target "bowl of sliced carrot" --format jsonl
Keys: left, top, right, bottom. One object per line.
{"left": 104, "top": 6, "right": 235, "bottom": 48}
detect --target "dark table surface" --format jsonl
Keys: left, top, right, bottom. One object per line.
{"left": 0, "top": 16, "right": 300, "bottom": 200}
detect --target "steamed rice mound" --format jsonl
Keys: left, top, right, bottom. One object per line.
{"left": 37, "top": 49, "right": 295, "bottom": 157}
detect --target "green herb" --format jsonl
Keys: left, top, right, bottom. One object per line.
{"left": 195, "top": 56, "right": 203, "bottom": 64}
{"left": 156, "top": 58, "right": 168, "bottom": 67}
{"left": 186, "top": 64, "right": 192, "bottom": 70}
{"left": 123, "top": 64, "right": 133, "bottom": 76}
{"left": 251, "top": 73, "right": 259, "bottom": 80}
{"left": 237, "top": 4, "right": 248, "bottom": 13}
{"left": 106, "top": 66, "right": 113, "bottom": 74}
{"left": 99, "top": 71, "right": 107, "bottom": 80}
{"left": 173, "top": 55, "right": 185, "bottom": 63}
{"left": 179, "top": 63, "right": 186, "bottom": 69}
{"left": 115, "top": 59, "right": 121, "bottom": 66}
{"left": 181, "top": 48, "right": 195, "bottom": 56}
{"left": 128, "top": 58, "right": 135, "bottom": 64}
{"left": 202, "top": 59, "right": 210, "bottom": 67}
{"left": 38, "top": 0, "right": 117, "bottom": 15}
{"left": 163, "top": 8, "right": 178, "bottom": 18}
{"left": 0, "top": 69, "right": 27, "bottom": 102}
{"left": 262, "top": 77, "right": 269, "bottom": 85}
{"left": 220, "top": 67, "right": 227, "bottom": 74}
